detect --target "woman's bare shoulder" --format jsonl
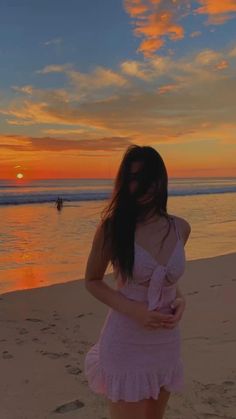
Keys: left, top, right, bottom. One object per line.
{"left": 170, "top": 215, "right": 191, "bottom": 242}
{"left": 173, "top": 215, "right": 191, "bottom": 230}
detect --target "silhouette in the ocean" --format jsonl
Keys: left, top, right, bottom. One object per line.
{"left": 56, "top": 197, "right": 63, "bottom": 211}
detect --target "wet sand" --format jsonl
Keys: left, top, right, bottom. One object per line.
{"left": 0, "top": 252, "right": 236, "bottom": 418}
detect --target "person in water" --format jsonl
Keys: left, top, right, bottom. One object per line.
{"left": 84, "top": 145, "right": 191, "bottom": 419}
{"left": 56, "top": 197, "right": 63, "bottom": 210}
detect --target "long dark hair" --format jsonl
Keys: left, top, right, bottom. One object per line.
{"left": 101, "top": 145, "right": 171, "bottom": 280}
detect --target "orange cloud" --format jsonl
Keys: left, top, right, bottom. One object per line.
{"left": 157, "top": 83, "right": 180, "bottom": 94}
{"left": 195, "top": 49, "right": 221, "bottom": 65}
{"left": 0, "top": 100, "right": 108, "bottom": 129}
{"left": 121, "top": 60, "right": 151, "bottom": 79}
{"left": 138, "top": 37, "right": 165, "bottom": 56}
{"left": 0, "top": 134, "right": 132, "bottom": 152}
{"left": 195, "top": 0, "right": 236, "bottom": 14}
{"left": 134, "top": 10, "right": 184, "bottom": 39}
{"left": 125, "top": 1, "right": 236, "bottom": 56}
{"left": 0, "top": 134, "right": 132, "bottom": 179}
{"left": 67, "top": 67, "right": 127, "bottom": 90}
{"left": 195, "top": 0, "right": 236, "bottom": 24}
{"left": 1, "top": 45, "right": 236, "bottom": 149}
{"left": 36, "top": 65, "right": 128, "bottom": 103}
{"left": 124, "top": 0, "right": 186, "bottom": 56}
{"left": 124, "top": 0, "right": 148, "bottom": 17}
{"left": 215, "top": 60, "right": 229, "bottom": 70}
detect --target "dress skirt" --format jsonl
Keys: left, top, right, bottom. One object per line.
{"left": 84, "top": 283, "right": 184, "bottom": 402}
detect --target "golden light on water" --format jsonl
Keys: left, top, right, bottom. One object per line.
{"left": 16, "top": 173, "right": 24, "bottom": 179}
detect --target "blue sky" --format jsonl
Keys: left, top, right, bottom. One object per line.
{"left": 1, "top": 0, "right": 236, "bottom": 85}
{"left": 1, "top": 0, "right": 236, "bottom": 178}
{"left": 0, "top": 0, "right": 133, "bottom": 85}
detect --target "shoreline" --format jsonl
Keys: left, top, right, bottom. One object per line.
{"left": 1, "top": 249, "right": 236, "bottom": 298}
{"left": 0, "top": 252, "right": 236, "bottom": 418}
{"left": 1, "top": 192, "right": 236, "bottom": 297}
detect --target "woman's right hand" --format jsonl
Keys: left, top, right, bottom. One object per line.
{"left": 130, "top": 301, "right": 175, "bottom": 330}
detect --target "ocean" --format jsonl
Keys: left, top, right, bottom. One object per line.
{"left": 0, "top": 177, "right": 236, "bottom": 295}
{"left": 1, "top": 177, "right": 236, "bottom": 206}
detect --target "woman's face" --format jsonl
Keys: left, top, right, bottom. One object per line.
{"left": 128, "top": 161, "right": 143, "bottom": 195}
{"left": 128, "top": 161, "right": 155, "bottom": 202}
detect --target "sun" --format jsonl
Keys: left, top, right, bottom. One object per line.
{"left": 16, "top": 173, "right": 24, "bottom": 179}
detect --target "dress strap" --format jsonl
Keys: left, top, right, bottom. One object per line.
{"left": 171, "top": 216, "right": 181, "bottom": 240}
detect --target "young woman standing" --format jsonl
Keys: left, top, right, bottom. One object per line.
{"left": 84, "top": 145, "right": 191, "bottom": 419}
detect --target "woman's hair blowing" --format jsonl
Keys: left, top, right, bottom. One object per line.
{"left": 101, "top": 145, "right": 171, "bottom": 280}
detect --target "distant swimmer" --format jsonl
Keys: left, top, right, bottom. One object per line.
{"left": 56, "top": 196, "right": 63, "bottom": 211}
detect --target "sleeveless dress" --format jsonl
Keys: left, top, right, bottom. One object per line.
{"left": 84, "top": 216, "right": 186, "bottom": 402}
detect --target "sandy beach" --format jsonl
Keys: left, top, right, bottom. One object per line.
{"left": 1, "top": 252, "right": 236, "bottom": 419}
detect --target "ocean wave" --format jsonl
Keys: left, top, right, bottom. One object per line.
{"left": 0, "top": 185, "right": 236, "bottom": 206}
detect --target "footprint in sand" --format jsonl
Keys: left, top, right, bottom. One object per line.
{"left": 39, "top": 350, "right": 70, "bottom": 359}
{"left": 2, "top": 350, "right": 13, "bottom": 359}
{"left": 210, "top": 283, "right": 222, "bottom": 288}
{"left": 53, "top": 399, "right": 84, "bottom": 413}
{"left": 40, "top": 324, "right": 56, "bottom": 332}
{"left": 15, "top": 338, "right": 24, "bottom": 345}
{"left": 187, "top": 291, "right": 199, "bottom": 295}
{"left": 25, "top": 318, "right": 43, "bottom": 323}
{"left": 193, "top": 379, "right": 236, "bottom": 418}
{"left": 19, "top": 328, "right": 28, "bottom": 335}
{"left": 65, "top": 364, "right": 82, "bottom": 375}
{"left": 52, "top": 311, "right": 60, "bottom": 320}
{"left": 222, "top": 380, "right": 235, "bottom": 386}
{"left": 193, "top": 402, "right": 216, "bottom": 415}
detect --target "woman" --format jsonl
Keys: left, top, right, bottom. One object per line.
{"left": 84, "top": 145, "right": 191, "bottom": 419}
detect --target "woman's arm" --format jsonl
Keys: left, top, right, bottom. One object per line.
{"left": 176, "top": 284, "right": 186, "bottom": 305}
{"left": 85, "top": 222, "right": 174, "bottom": 327}
{"left": 161, "top": 285, "right": 186, "bottom": 328}
{"left": 85, "top": 222, "right": 145, "bottom": 318}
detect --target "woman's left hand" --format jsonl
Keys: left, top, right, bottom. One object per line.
{"left": 160, "top": 297, "right": 186, "bottom": 329}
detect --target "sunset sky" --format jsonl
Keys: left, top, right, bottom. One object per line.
{"left": 1, "top": 0, "right": 236, "bottom": 179}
